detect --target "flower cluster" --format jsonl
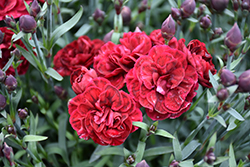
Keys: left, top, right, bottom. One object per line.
{"left": 54, "top": 30, "right": 216, "bottom": 145}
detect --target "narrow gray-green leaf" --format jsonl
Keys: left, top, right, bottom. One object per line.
{"left": 230, "top": 57, "right": 243, "bottom": 70}
{"left": 12, "top": 31, "right": 25, "bottom": 42}
{"left": 95, "top": 147, "right": 124, "bottom": 156}
{"left": 168, "top": 0, "right": 178, "bottom": 7}
{"left": 179, "top": 159, "right": 194, "bottom": 167}
{"left": 214, "top": 115, "right": 227, "bottom": 127}
{"left": 16, "top": 45, "right": 38, "bottom": 70}
{"left": 45, "top": 67, "right": 63, "bottom": 81}
{"left": 144, "top": 146, "right": 173, "bottom": 157}
{"left": 182, "top": 140, "right": 201, "bottom": 160}
{"left": 155, "top": 129, "right": 175, "bottom": 139}
{"left": 207, "top": 133, "right": 217, "bottom": 150}
{"left": 23, "top": 135, "right": 48, "bottom": 142}
{"left": 187, "top": 17, "right": 198, "bottom": 23}
{"left": 132, "top": 121, "right": 149, "bottom": 132}
{"left": 89, "top": 145, "right": 109, "bottom": 163}
{"left": 173, "top": 135, "right": 182, "bottom": 161}
{"left": 51, "top": 7, "right": 83, "bottom": 48}
{"left": 227, "top": 108, "right": 245, "bottom": 121}
{"left": 75, "top": 24, "right": 92, "bottom": 37}
{"left": 227, "top": 121, "right": 237, "bottom": 131}
{"left": 213, "top": 156, "right": 230, "bottom": 165}
{"left": 209, "top": 71, "right": 219, "bottom": 91}
{"left": 229, "top": 143, "right": 236, "bottom": 167}
{"left": 2, "top": 55, "right": 14, "bottom": 72}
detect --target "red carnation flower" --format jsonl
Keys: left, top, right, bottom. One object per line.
{"left": 126, "top": 45, "right": 198, "bottom": 120}
{"left": 0, "top": 0, "right": 32, "bottom": 21}
{"left": 0, "top": 27, "right": 29, "bottom": 75}
{"left": 53, "top": 36, "right": 104, "bottom": 76}
{"left": 70, "top": 66, "right": 98, "bottom": 95}
{"left": 149, "top": 29, "right": 165, "bottom": 46}
{"left": 68, "top": 77, "right": 143, "bottom": 146}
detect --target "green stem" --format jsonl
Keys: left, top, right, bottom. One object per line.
{"left": 47, "top": 3, "right": 53, "bottom": 58}
{"left": 14, "top": 122, "right": 26, "bottom": 137}
{"left": 176, "top": 24, "right": 181, "bottom": 40}
{"left": 26, "top": 148, "right": 40, "bottom": 163}
{"left": 241, "top": 17, "right": 246, "bottom": 37}
{"left": 145, "top": 0, "right": 151, "bottom": 32}
{"left": 226, "top": 53, "right": 234, "bottom": 70}
{"left": 57, "top": 5, "right": 69, "bottom": 44}
{"left": 32, "top": 33, "right": 46, "bottom": 71}
{"left": 211, "top": 13, "right": 216, "bottom": 30}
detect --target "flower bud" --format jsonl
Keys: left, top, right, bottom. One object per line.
{"left": 10, "top": 48, "right": 21, "bottom": 59}
{"left": 136, "top": 160, "right": 149, "bottom": 167}
{"left": 2, "top": 142, "right": 14, "bottom": 166}
{"left": 237, "top": 70, "right": 250, "bottom": 93}
{"left": 114, "top": 0, "right": 123, "bottom": 15}
{"left": 6, "top": 125, "right": 16, "bottom": 136}
{"left": 204, "top": 147, "right": 216, "bottom": 165}
{"left": 30, "top": 0, "right": 41, "bottom": 18}
{"left": 216, "top": 88, "right": 229, "bottom": 101}
{"left": 0, "top": 69, "right": 6, "bottom": 83}
{"left": 232, "top": 0, "right": 240, "bottom": 11}
{"left": 241, "top": 0, "right": 250, "bottom": 11}
{"left": 219, "top": 69, "right": 236, "bottom": 86}
{"left": 19, "top": 15, "right": 37, "bottom": 33}
{"left": 198, "top": 4, "right": 206, "bottom": 16}
{"left": 31, "top": 95, "right": 39, "bottom": 104}
{"left": 224, "top": 23, "right": 242, "bottom": 52}
{"left": 200, "top": 15, "right": 212, "bottom": 29}
{"left": 213, "top": 27, "right": 223, "bottom": 38}
{"left": 171, "top": 8, "right": 181, "bottom": 21}
{"left": 169, "top": 160, "right": 180, "bottom": 167}
{"left": 54, "top": 86, "right": 68, "bottom": 99}
{"left": 134, "top": 27, "right": 142, "bottom": 32}
{"left": 0, "top": 30, "right": 4, "bottom": 44}
{"left": 211, "top": 0, "right": 229, "bottom": 12}
{"left": 4, "top": 75, "right": 17, "bottom": 93}
{"left": 103, "top": 30, "right": 114, "bottom": 43}
{"left": 126, "top": 155, "right": 135, "bottom": 164}
{"left": 161, "top": 15, "right": 176, "bottom": 41}
{"left": 180, "top": 0, "right": 196, "bottom": 18}
{"left": 138, "top": 0, "right": 148, "bottom": 13}
{"left": 147, "top": 121, "right": 158, "bottom": 136}
{"left": 18, "top": 108, "right": 28, "bottom": 119}
{"left": 4, "top": 16, "right": 16, "bottom": 29}
{"left": 92, "top": 8, "right": 105, "bottom": 25}
{"left": 0, "top": 94, "right": 7, "bottom": 111}
{"left": 244, "top": 95, "right": 250, "bottom": 110}
{"left": 121, "top": 6, "right": 131, "bottom": 25}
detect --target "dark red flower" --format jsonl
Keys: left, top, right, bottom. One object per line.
{"left": 53, "top": 36, "right": 104, "bottom": 76}
{"left": 126, "top": 45, "right": 198, "bottom": 120}
{"left": 149, "top": 29, "right": 165, "bottom": 46}
{"left": 186, "top": 39, "right": 217, "bottom": 88}
{"left": 70, "top": 66, "right": 98, "bottom": 95}
{"left": 0, "top": 0, "right": 32, "bottom": 21}
{"left": 68, "top": 77, "right": 143, "bottom": 146}
{"left": 0, "top": 27, "right": 29, "bottom": 75}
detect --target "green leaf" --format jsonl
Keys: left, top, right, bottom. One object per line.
{"left": 227, "top": 85, "right": 238, "bottom": 95}
{"left": 132, "top": 121, "right": 149, "bottom": 132}
{"left": 227, "top": 121, "right": 237, "bottom": 131}
{"left": 75, "top": 24, "right": 92, "bottom": 37}
{"left": 227, "top": 108, "right": 244, "bottom": 121}
{"left": 45, "top": 67, "right": 63, "bottom": 81}
{"left": 182, "top": 140, "right": 201, "bottom": 160}
{"left": 58, "top": 113, "right": 69, "bottom": 164}
{"left": 16, "top": 45, "right": 39, "bottom": 70}
{"left": 224, "top": 9, "right": 234, "bottom": 17}
{"left": 216, "top": 56, "right": 224, "bottom": 68}
{"left": 111, "top": 32, "right": 120, "bottom": 44}
{"left": 23, "top": 135, "right": 48, "bottom": 142}
{"left": 12, "top": 31, "right": 25, "bottom": 42}
{"left": 173, "top": 134, "right": 182, "bottom": 161}
{"left": 134, "top": 141, "right": 146, "bottom": 163}
{"left": 230, "top": 57, "right": 243, "bottom": 70}
{"left": 46, "top": 146, "right": 70, "bottom": 166}
{"left": 179, "top": 159, "right": 194, "bottom": 167}
{"left": 59, "top": 0, "right": 73, "bottom": 2}
{"left": 168, "top": 0, "right": 178, "bottom": 7}
{"left": 209, "top": 71, "right": 219, "bottom": 91}
{"left": 50, "top": 7, "right": 83, "bottom": 49}
{"left": 12, "top": 89, "right": 22, "bottom": 111}
{"left": 2, "top": 55, "right": 14, "bottom": 72}
{"left": 89, "top": 145, "right": 109, "bottom": 163}
{"left": 208, "top": 95, "right": 218, "bottom": 103}
{"left": 95, "top": 147, "right": 124, "bottom": 156}
{"left": 155, "top": 129, "right": 175, "bottom": 139}
{"left": 213, "top": 156, "right": 230, "bottom": 165}
{"left": 207, "top": 133, "right": 217, "bottom": 151}
{"left": 187, "top": 17, "right": 198, "bottom": 23}
{"left": 123, "top": 148, "right": 131, "bottom": 158}
{"left": 214, "top": 115, "right": 227, "bottom": 127}
{"left": 144, "top": 146, "right": 173, "bottom": 157}
{"left": 229, "top": 143, "right": 236, "bottom": 167}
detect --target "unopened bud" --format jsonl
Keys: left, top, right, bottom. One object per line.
{"left": 211, "top": 0, "right": 229, "bottom": 12}
{"left": 10, "top": 48, "right": 21, "bottom": 59}
{"left": 200, "top": 15, "right": 212, "bottom": 29}
{"left": 171, "top": 8, "right": 181, "bottom": 21}
{"left": 204, "top": 147, "right": 216, "bottom": 165}
{"left": 4, "top": 16, "right": 16, "bottom": 29}
{"left": 121, "top": 6, "right": 131, "bottom": 25}
{"left": 232, "top": 0, "right": 240, "bottom": 11}
{"left": 18, "top": 108, "right": 28, "bottom": 119}
{"left": 31, "top": 95, "right": 39, "bottom": 104}
{"left": 138, "top": 0, "right": 148, "bottom": 13}
{"left": 30, "top": 0, "right": 41, "bottom": 18}
{"left": 161, "top": 15, "right": 176, "bottom": 41}
{"left": 237, "top": 70, "right": 250, "bottom": 93}
{"left": 19, "top": 15, "right": 37, "bottom": 33}
{"left": 54, "top": 86, "right": 68, "bottom": 100}
{"left": 92, "top": 8, "right": 105, "bottom": 25}
{"left": 198, "top": 4, "right": 206, "bottom": 16}
{"left": 0, "top": 94, "right": 7, "bottom": 111}
{"left": 213, "top": 27, "right": 223, "bottom": 38}
{"left": 0, "top": 30, "right": 4, "bottom": 44}
{"left": 217, "top": 88, "right": 229, "bottom": 101}
{"left": 244, "top": 95, "right": 250, "bottom": 110}
{"left": 6, "top": 125, "right": 16, "bottom": 136}
{"left": 4, "top": 75, "right": 17, "bottom": 93}
{"left": 136, "top": 160, "right": 149, "bottom": 167}
{"left": 241, "top": 0, "right": 250, "bottom": 11}
{"left": 224, "top": 23, "right": 242, "bottom": 52}
{"left": 126, "top": 155, "right": 135, "bottom": 164}
{"left": 180, "top": 0, "right": 196, "bottom": 18}
{"left": 103, "top": 30, "right": 114, "bottom": 43}
{"left": 0, "top": 70, "right": 6, "bottom": 83}
{"left": 2, "top": 142, "right": 14, "bottom": 166}
{"left": 114, "top": 0, "right": 123, "bottom": 15}
{"left": 219, "top": 69, "right": 236, "bottom": 86}
{"left": 169, "top": 160, "right": 180, "bottom": 167}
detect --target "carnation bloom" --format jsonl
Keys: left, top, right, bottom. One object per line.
{"left": 126, "top": 45, "right": 198, "bottom": 120}
{"left": 68, "top": 77, "right": 142, "bottom": 146}
{"left": 53, "top": 36, "right": 104, "bottom": 76}
{"left": 0, "top": 27, "right": 29, "bottom": 75}
{"left": 148, "top": 29, "right": 165, "bottom": 46}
